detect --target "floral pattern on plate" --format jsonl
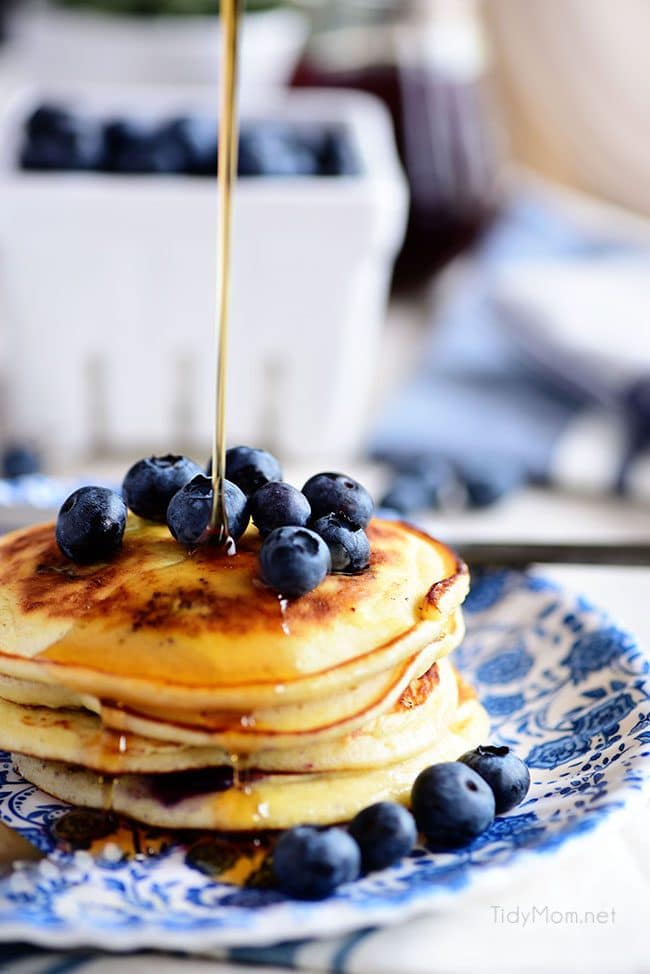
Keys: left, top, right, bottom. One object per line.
{"left": 0, "top": 569, "right": 648, "bottom": 951}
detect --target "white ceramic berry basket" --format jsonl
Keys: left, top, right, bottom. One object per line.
{"left": 0, "top": 84, "right": 408, "bottom": 463}
{"left": 9, "top": 2, "right": 308, "bottom": 92}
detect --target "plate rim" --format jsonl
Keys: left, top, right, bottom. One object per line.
{"left": 0, "top": 568, "right": 648, "bottom": 952}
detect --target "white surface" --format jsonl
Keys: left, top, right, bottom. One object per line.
{"left": 8, "top": 3, "right": 308, "bottom": 91}
{"left": 351, "top": 490, "right": 650, "bottom": 974}
{"left": 0, "top": 85, "right": 408, "bottom": 463}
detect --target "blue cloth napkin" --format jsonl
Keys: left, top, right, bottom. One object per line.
{"left": 371, "top": 192, "right": 650, "bottom": 499}
{"left": 0, "top": 932, "right": 374, "bottom": 972}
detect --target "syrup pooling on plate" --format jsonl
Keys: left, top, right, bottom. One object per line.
{"left": 208, "top": 0, "right": 242, "bottom": 549}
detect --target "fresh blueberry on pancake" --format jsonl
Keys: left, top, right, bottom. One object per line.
{"left": 311, "top": 513, "right": 370, "bottom": 573}
{"left": 349, "top": 801, "right": 417, "bottom": 873}
{"left": 55, "top": 486, "right": 127, "bottom": 564}
{"left": 209, "top": 445, "right": 282, "bottom": 496}
{"left": 167, "top": 474, "right": 249, "bottom": 545}
{"left": 273, "top": 825, "right": 360, "bottom": 899}
{"left": 411, "top": 762, "right": 495, "bottom": 850}
{"left": 250, "top": 481, "right": 311, "bottom": 537}
{"left": 459, "top": 745, "right": 531, "bottom": 814}
{"left": 302, "top": 472, "right": 374, "bottom": 527}
{"left": 122, "top": 454, "right": 202, "bottom": 522}
{"left": 259, "top": 525, "right": 331, "bottom": 597}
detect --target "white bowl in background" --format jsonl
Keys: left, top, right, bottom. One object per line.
{"left": 0, "top": 85, "right": 408, "bottom": 463}
{"left": 9, "top": 3, "right": 308, "bottom": 91}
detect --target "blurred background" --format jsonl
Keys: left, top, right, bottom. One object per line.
{"left": 0, "top": 0, "right": 649, "bottom": 544}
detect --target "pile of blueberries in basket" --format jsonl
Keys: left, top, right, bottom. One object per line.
{"left": 55, "top": 447, "right": 374, "bottom": 597}
{"left": 272, "top": 745, "right": 530, "bottom": 900}
{"left": 19, "top": 103, "right": 360, "bottom": 177}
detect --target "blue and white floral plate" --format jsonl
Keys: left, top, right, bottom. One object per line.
{"left": 0, "top": 569, "right": 649, "bottom": 953}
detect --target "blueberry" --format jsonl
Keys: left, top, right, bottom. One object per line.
{"left": 220, "top": 446, "right": 282, "bottom": 496}
{"left": 318, "top": 128, "right": 360, "bottom": 176}
{"left": 103, "top": 119, "right": 186, "bottom": 175}
{"left": 26, "top": 104, "right": 74, "bottom": 140}
{"left": 21, "top": 104, "right": 104, "bottom": 172}
{"left": 311, "top": 513, "right": 370, "bottom": 573}
{"left": 122, "top": 455, "right": 202, "bottom": 522}
{"left": 411, "top": 762, "right": 495, "bottom": 850}
{"left": 458, "top": 745, "right": 531, "bottom": 815}
{"left": 56, "top": 486, "right": 127, "bottom": 564}
{"left": 160, "top": 116, "right": 217, "bottom": 176}
{"left": 238, "top": 123, "right": 319, "bottom": 178}
{"left": 458, "top": 458, "right": 525, "bottom": 509}
{"left": 379, "top": 453, "right": 465, "bottom": 513}
{"left": 302, "top": 472, "right": 374, "bottom": 527}
{"left": 250, "top": 482, "right": 311, "bottom": 537}
{"left": 379, "top": 474, "right": 430, "bottom": 515}
{"left": 272, "top": 826, "right": 360, "bottom": 900}
{"left": 167, "top": 475, "right": 249, "bottom": 546}
{"left": 348, "top": 802, "right": 416, "bottom": 873}
{"left": 259, "top": 526, "right": 331, "bottom": 597}
{"left": 1, "top": 443, "right": 42, "bottom": 479}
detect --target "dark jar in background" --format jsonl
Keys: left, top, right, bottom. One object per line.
{"left": 292, "top": 0, "right": 505, "bottom": 291}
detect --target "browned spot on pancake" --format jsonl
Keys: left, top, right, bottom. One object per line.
{"left": 20, "top": 712, "right": 74, "bottom": 731}
{"left": 1, "top": 517, "right": 461, "bottom": 660}
{"left": 424, "top": 559, "right": 468, "bottom": 613}
{"left": 396, "top": 662, "right": 440, "bottom": 711}
{"left": 4, "top": 523, "right": 122, "bottom": 616}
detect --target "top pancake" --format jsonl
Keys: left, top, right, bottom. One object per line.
{"left": 0, "top": 516, "right": 468, "bottom": 711}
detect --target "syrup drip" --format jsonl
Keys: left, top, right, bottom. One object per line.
{"left": 207, "top": 0, "right": 242, "bottom": 550}
{"left": 278, "top": 596, "right": 291, "bottom": 636}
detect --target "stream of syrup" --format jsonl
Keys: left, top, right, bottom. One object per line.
{"left": 51, "top": 3, "right": 273, "bottom": 877}
{"left": 207, "top": 0, "right": 243, "bottom": 548}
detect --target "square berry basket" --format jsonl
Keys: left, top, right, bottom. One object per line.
{"left": 0, "top": 85, "right": 407, "bottom": 463}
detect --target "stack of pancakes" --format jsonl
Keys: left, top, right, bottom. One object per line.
{"left": 0, "top": 517, "right": 488, "bottom": 830}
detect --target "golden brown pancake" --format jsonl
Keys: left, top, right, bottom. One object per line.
{"left": 0, "top": 518, "right": 468, "bottom": 710}
{"left": 12, "top": 673, "right": 489, "bottom": 830}
{"left": 0, "top": 515, "right": 487, "bottom": 830}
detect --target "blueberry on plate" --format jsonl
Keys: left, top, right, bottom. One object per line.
{"left": 458, "top": 745, "right": 531, "bottom": 815}
{"left": 220, "top": 445, "right": 282, "bottom": 496}
{"left": 250, "top": 481, "right": 311, "bottom": 536}
{"left": 122, "top": 455, "right": 202, "bottom": 522}
{"left": 302, "top": 472, "right": 374, "bottom": 528}
{"left": 349, "top": 801, "right": 417, "bottom": 873}
{"left": 167, "top": 475, "right": 249, "bottom": 546}
{"left": 1, "top": 443, "right": 42, "bottom": 479}
{"left": 411, "top": 762, "right": 495, "bottom": 850}
{"left": 273, "top": 826, "right": 360, "bottom": 900}
{"left": 56, "top": 486, "right": 127, "bottom": 564}
{"left": 259, "top": 526, "right": 331, "bottom": 597}
{"left": 311, "top": 513, "right": 370, "bottom": 573}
